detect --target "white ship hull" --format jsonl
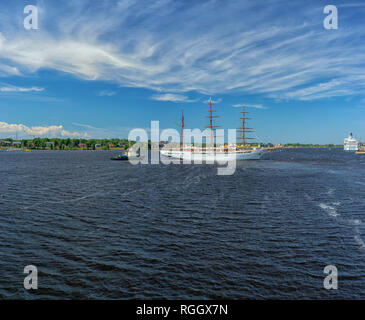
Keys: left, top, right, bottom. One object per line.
{"left": 160, "top": 149, "right": 268, "bottom": 161}
{"left": 344, "top": 145, "right": 359, "bottom": 152}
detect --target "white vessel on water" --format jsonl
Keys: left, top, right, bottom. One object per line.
{"left": 160, "top": 147, "right": 268, "bottom": 161}
{"left": 344, "top": 133, "right": 359, "bottom": 151}
{"left": 160, "top": 99, "right": 274, "bottom": 162}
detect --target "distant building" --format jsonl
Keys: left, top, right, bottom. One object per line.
{"left": 12, "top": 141, "right": 21, "bottom": 147}
{"left": 78, "top": 143, "right": 87, "bottom": 149}
{"left": 95, "top": 144, "right": 102, "bottom": 148}
{"left": 109, "top": 144, "right": 115, "bottom": 148}
{"left": 45, "top": 142, "right": 54, "bottom": 148}
{"left": 0, "top": 140, "right": 11, "bottom": 147}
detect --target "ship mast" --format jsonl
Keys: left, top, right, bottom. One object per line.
{"left": 238, "top": 105, "right": 254, "bottom": 147}
{"left": 205, "top": 97, "right": 220, "bottom": 148}
{"left": 181, "top": 107, "right": 184, "bottom": 150}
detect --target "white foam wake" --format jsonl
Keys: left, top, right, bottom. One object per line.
{"left": 319, "top": 203, "right": 339, "bottom": 217}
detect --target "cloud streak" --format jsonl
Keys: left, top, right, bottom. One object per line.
{"left": 233, "top": 104, "right": 267, "bottom": 109}
{"left": 150, "top": 93, "right": 191, "bottom": 102}
{"left": 0, "top": 86, "right": 44, "bottom": 93}
{"left": 0, "top": 1, "right": 364, "bottom": 101}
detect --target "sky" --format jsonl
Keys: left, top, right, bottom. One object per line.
{"left": 0, "top": 0, "right": 365, "bottom": 144}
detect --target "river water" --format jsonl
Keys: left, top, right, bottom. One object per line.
{"left": 0, "top": 148, "right": 364, "bottom": 299}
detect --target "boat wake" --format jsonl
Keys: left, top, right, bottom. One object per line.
{"left": 318, "top": 198, "right": 365, "bottom": 252}
{"left": 319, "top": 203, "right": 340, "bottom": 217}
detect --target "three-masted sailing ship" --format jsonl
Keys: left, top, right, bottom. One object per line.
{"left": 160, "top": 98, "right": 271, "bottom": 161}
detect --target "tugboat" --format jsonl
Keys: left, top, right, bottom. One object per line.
{"left": 111, "top": 154, "right": 128, "bottom": 161}
{"left": 110, "top": 148, "right": 140, "bottom": 161}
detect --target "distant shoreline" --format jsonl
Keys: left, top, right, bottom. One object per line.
{"left": 0, "top": 146, "right": 343, "bottom": 151}
{"left": 0, "top": 147, "right": 127, "bottom": 151}
{"left": 0, "top": 138, "right": 343, "bottom": 151}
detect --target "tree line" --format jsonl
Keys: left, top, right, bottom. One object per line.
{"left": 1, "top": 138, "right": 343, "bottom": 150}
{"left": 2, "top": 138, "right": 134, "bottom": 150}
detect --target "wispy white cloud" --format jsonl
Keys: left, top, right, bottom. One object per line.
{"left": 233, "top": 104, "right": 267, "bottom": 109}
{"left": 150, "top": 93, "right": 191, "bottom": 102}
{"left": 0, "top": 1, "right": 364, "bottom": 101}
{"left": 0, "top": 121, "right": 89, "bottom": 138}
{"left": 0, "top": 86, "right": 44, "bottom": 93}
{"left": 73, "top": 122, "right": 147, "bottom": 139}
{"left": 275, "top": 79, "right": 355, "bottom": 101}
{"left": 338, "top": 3, "right": 365, "bottom": 8}
{"left": 72, "top": 122, "right": 99, "bottom": 130}
{"left": 0, "top": 65, "right": 20, "bottom": 76}
{"left": 72, "top": 122, "right": 139, "bottom": 138}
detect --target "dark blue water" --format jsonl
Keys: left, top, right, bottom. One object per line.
{"left": 1, "top": 148, "right": 365, "bottom": 299}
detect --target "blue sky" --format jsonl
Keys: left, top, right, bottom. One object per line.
{"left": 0, "top": 0, "right": 365, "bottom": 143}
